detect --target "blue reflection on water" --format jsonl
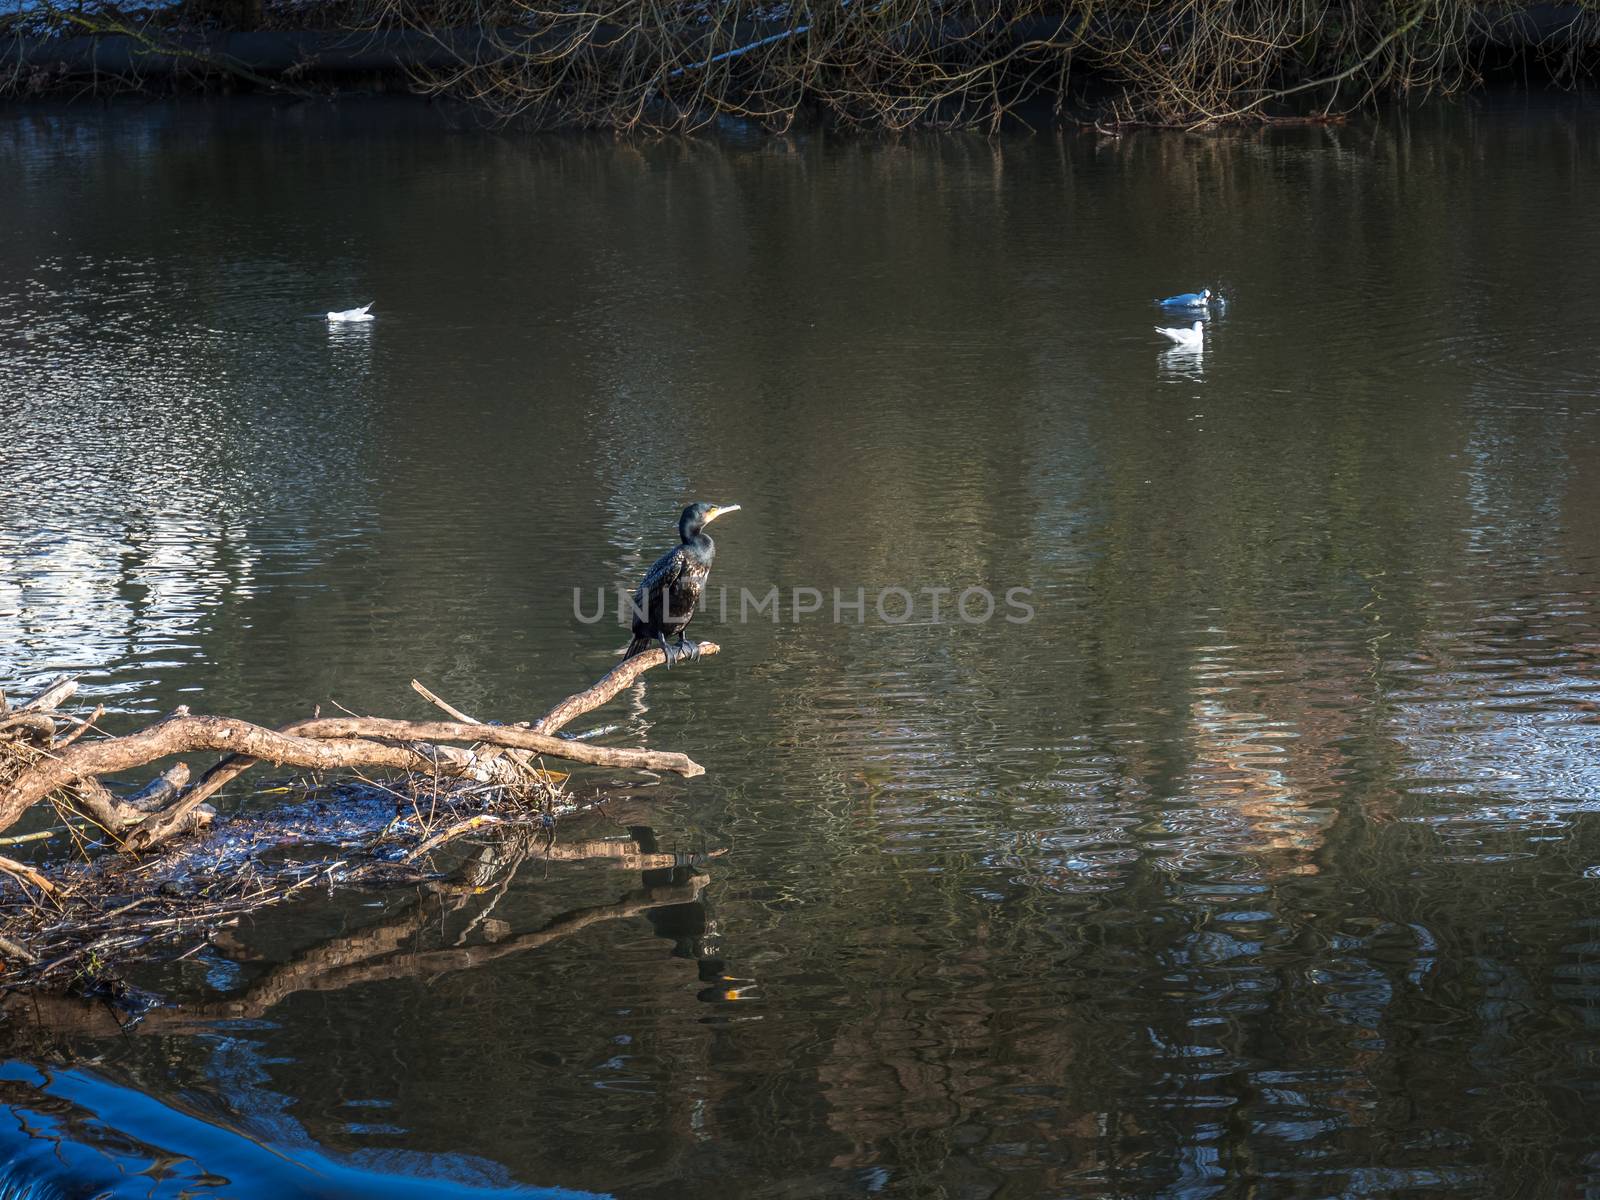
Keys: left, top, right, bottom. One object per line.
{"left": 0, "top": 1061, "right": 604, "bottom": 1199}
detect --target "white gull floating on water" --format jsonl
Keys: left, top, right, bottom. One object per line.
{"left": 326, "top": 303, "right": 374, "bottom": 323}
{"left": 1155, "top": 321, "right": 1204, "bottom": 350}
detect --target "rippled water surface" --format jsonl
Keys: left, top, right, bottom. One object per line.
{"left": 2, "top": 97, "right": 1600, "bottom": 1198}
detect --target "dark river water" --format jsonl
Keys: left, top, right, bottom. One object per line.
{"left": 2, "top": 95, "right": 1600, "bottom": 1198}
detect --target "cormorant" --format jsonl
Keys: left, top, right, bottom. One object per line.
{"left": 623, "top": 502, "right": 740, "bottom": 667}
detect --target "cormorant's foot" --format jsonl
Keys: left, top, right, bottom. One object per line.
{"left": 656, "top": 633, "right": 677, "bottom": 668}
{"left": 676, "top": 636, "right": 701, "bottom": 663}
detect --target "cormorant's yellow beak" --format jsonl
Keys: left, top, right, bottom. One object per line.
{"left": 705, "top": 504, "right": 741, "bottom": 523}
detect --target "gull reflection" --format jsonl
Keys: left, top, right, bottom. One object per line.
{"left": 326, "top": 317, "right": 374, "bottom": 349}
{"left": 1159, "top": 342, "right": 1205, "bottom": 381}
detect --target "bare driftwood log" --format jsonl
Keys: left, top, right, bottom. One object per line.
{"left": 533, "top": 641, "right": 721, "bottom": 735}
{"left": 123, "top": 764, "right": 191, "bottom": 811}
{"left": 411, "top": 639, "right": 722, "bottom": 777}
{"left": 0, "top": 641, "right": 719, "bottom": 854}
{"left": 0, "top": 714, "right": 525, "bottom": 848}
{"left": 126, "top": 641, "right": 720, "bottom": 849}
{"left": 0, "top": 678, "right": 169, "bottom": 843}
{"left": 104, "top": 712, "right": 701, "bottom": 848}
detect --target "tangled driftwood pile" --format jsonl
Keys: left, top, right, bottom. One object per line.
{"left": 0, "top": 642, "right": 718, "bottom": 991}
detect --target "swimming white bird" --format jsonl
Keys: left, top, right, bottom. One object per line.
{"left": 326, "top": 303, "right": 374, "bottom": 323}
{"left": 1158, "top": 288, "right": 1213, "bottom": 309}
{"left": 1155, "top": 321, "right": 1205, "bottom": 349}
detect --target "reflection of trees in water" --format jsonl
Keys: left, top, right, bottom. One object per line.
{"left": 789, "top": 879, "right": 1592, "bottom": 1197}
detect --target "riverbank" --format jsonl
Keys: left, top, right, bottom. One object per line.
{"left": 4, "top": 1, "right": 1600, "bottom": 129}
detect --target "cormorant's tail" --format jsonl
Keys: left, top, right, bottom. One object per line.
{"left": 622, "top": 635, "right": 651, "bottom": 661}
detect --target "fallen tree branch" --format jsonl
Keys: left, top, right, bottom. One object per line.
{"left": 534, "top": 641, "right": 721, "bottom": 735}
{"left": 410, "top": 639, "right": 719, "bottom": 777}
{"left": 0, "top": 854, "right": 58, "bottom": 900}
{"left": 44, "top": 4, "right": 315, "bottom": 96}
{"left": 53, "top": 705, "right": 104, "bottom": 750}
{"left": 0, "top": 634, "right": 727, "bottom": 994}
{"left": 80, "top": 714, "right": 703, "bottom": 849}
{"left": 136, "top": 643, "right": 716, "bottom": 850}
{"left": 403, "top": 812, "right": 503, "bottom": 863}
{"left": 0, "top": 641, "right": 719, "bottom": 855}
{"left": 17, "top": 677, "right": 78, "bottom": 714}
{"left": 65, "top": 778, "right": 156, "bottom": 838}
{"left": 123, "top": 764, "right": 191, "bottom": 812}
{"left": 0, "top": 933, "right": 37, "bottom": 966}
{"left": 0, "top": 713, "right": 58, "bottom": 739}
{"left": 411, "top": 678, "right": 561, "bottom": 783}
{"left": 410, "top": 681, "right": 477, "bottom": 724}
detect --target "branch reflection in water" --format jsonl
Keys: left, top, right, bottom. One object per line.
{"left": 0, "top": 825, "right": 737, "bottom": 1197}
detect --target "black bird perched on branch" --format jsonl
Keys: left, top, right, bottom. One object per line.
{"left": 623, "top": 502, "right": 740, "bottom": 667}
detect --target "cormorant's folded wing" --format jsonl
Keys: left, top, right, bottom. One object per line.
{"left": 635, "top": 546, "right": 687, "bottom": 606}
